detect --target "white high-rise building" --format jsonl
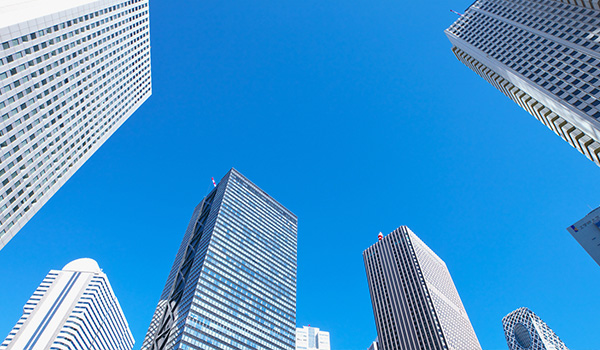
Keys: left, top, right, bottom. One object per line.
{"left": 446, "top": 0, "right": 600, "bottom": 167}
{"left": 363, "top": 226, "right": 481, "bottom": 350}
{"left": 0, "top": 0, "right": 151, "bottom": 249}
{"left": 295, "top": 326, "right": 330, "bottom": 350}
{"left": 502, "top": 307, "right": 569, "bottom": 350}
{"left": 366, "top": 338, "right": 378, "bottom": 350}
{"left": 567, "top": 206, "right": 600, "bottom": 266}
{"left": 0, "top": 258, "right": 134, "bottom": 350}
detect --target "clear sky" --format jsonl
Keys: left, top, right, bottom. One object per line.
{"left": 1, "top": 0, "right": 599, "bottom": 349}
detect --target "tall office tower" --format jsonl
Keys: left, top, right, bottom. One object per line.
{"left": 0, "top": 258, "right": 134, "bottom": 350}
{"left": 445, "top": 0, "right": 600, "bottom": 167}
{"left": 363, "top": 226, "right": 481, "bottom": 350}
{"left": 0, "top": 0, "right": 151, "bottom": 249}
{"left": 295, "top": 326, "right": 330, "bottom": 350}
{"left": 142, "top": 168, "right": 297, "bottom": 350}
{"left": 502, "top": 307, "right": 569, "bottom": 350}
{"left": 367, "top": 339, "right": 379, "bottom": 350}
{"left": 567, "top": 206, "right": 600, "bottom": 266}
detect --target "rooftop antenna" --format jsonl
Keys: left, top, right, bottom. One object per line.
{"left": 378, "top": 232, "right": 383, "bottom": 241}
{"left": 211, "top": 177, "right": 217, "bottom": 188}
{"left": 450, "top": 9, "right": 463, "bottom": 16}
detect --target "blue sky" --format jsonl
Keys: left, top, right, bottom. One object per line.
{"left": 1, "top": 0, "right": 599, "bottom": 349}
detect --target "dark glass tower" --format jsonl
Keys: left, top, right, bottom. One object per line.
{"left": 363, "top": 226, "right": 481, "bottom": 350}
{"left": 142, "top": 168, "right": 297, "bottom": 350}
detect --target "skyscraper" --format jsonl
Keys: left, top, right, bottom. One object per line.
{"left": 567, "top": 206, "right": 600, "bottom": 266}
{"left": 502, "top": 307, "right": 569, "bottom": 350}
{"left": 367, "top": 338, "right": 379, "bottom": 350}
{"left": 445, "top": 0, "right": 600, "bottom": 166}
{"left": 0, "top": 258, "right": 134, "bottom": 350}
{"left": 363, "top": 226, "right": 481, "bottom": 350}
{"left": 0, "top": 0, "right": 151, "bottom": 249}
{"left": 295, "top": 326, "right": 330, "bottom": 350}
{"left": 142, "top": 168, "right": 297, "bottom": 350}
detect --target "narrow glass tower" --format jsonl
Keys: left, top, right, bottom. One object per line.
{"left": 363, "top": 226, "right": 481, "bottom": 350}
{"left": 446, "top": 0, "right": 600, "bottom": 166}
{"left": 142, "top": 168, "right": 297, "bottom": 350}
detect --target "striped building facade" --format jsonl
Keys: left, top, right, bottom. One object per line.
{"left": 142, "top": 168, "right": 297, "bottom": 350}
{"left": 0, "top": 258, "right": 134, "bottom": 350}
{"left": 446, "top": 0, "right": 600, "bottom": 166}
{"left": 0, "top": 0, "right": 151, "bottom": 249}
{"left": 363, "top": 226, "right": 481, "bottom": 350}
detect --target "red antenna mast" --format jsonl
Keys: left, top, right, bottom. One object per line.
{"left": 450, "top": 9, "right": 463, "bottom": 16}
{"left": 211, "top": 177, "right": 217, "bottom": 188}
{"left": 378, "top": 232, "right": 383, "bottom": 241}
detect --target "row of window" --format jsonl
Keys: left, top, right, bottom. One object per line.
{"left": 448, "top": 3, "right": 600, "bottom": 123}
{"left": 0, "top": 0, "right": 151, "bottom": 238}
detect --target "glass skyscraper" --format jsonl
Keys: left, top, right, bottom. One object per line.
{"left": 363, "top": 226, "right": 481, "bottom": 350}
{"left": 0, "top": 0, "right": 151, "bottom": 249}
{"left": 446, "top": 0, "right": 600, "bottom": 166}
{"left": 142, "top": 168, "right": 297, "bottom": 350}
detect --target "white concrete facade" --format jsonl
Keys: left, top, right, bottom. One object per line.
{"left": 0, "top": 0, "right": 151, "bottom": 249}
{"left": 567, "top": 206, "right": 600, "bottom": 266}
{"left": 295, "top": 326, "right": 330, "bottom": 350}
{"left": 446, "top": 0, "right": 600, "bottom": 167}
{"left": 0, "top": 258, "right": 134, "bottom": 350}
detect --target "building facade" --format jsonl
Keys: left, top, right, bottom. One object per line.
{"left": 142, "top": 168, "right": 297, "bottom": 350}
{"left": 567, "top": 206, "right": 600, "bottom": 266}
{"left": 502, "top": 307, "right": 569, "bottom": 350}
{"left": 0, "top": 0, "right": 151, "bottom": 249}
{"left": 0, "top": 258, "right": 134, "bottom": 350}
{"left": 367, "top": 339, "right": 378, "bottom": 350}
{"left": 363, "top": 226, "right": 481, "bottom": 350}
{"left": 295, "top": 326, "right": 330, "bottom": 350}
{"left": 445, "top": 0, "right": 600, "bottom": 167}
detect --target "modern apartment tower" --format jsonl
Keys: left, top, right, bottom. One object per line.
{"left": 502, "top": 307, "right": 569, "bottom": 350}
{"left": 567, "top": 206, "right": 600, "bottom": 266}
{"left": 445, "top": 0, "right": 600, "bottom": 166}
{"left": 0, "top": 258, "right": 134, "bottom": 350}
{"left": 363, "top": 226, "right": 481, "bottom": 350}
{"left": 295, "top": 326, "right": 330, "bottom": 350}
{"left": 0, "top": 0, "right": 151, "bottom": 249}
{"left": 142, "top": 168, "right": 297, "bottom": 350}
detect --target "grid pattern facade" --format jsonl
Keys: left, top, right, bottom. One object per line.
{"left": 0, "top": 258, "right": 134, "bottom": 350}
{"left": 502, "top": 307, "right": 569, "bottom": 350}
{"left": 295, "top": 326, "right": 330, "bottom": 350}
{"left": 451, "top": 47, "right": 600, "bottom": 165}
{"left": 363, "top": 226, "right": 481, "bottom": 350}
{"left": 0, "top": 0, "right": 151, "bottom": 249}
{"left": 142, "top": 168, "right": 297, "bottom": 350}
{"left": 445, "top": 0, "right": 600, "bottom": 166}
